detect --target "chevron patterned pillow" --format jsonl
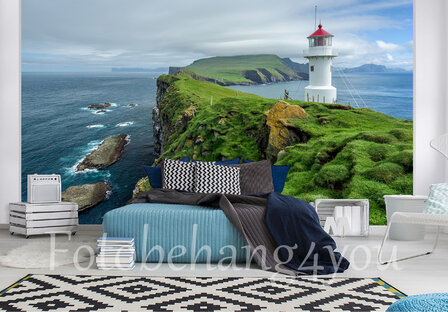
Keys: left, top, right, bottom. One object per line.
{"left": 425, "top": 183, "right": 448, "bottom": 215}
{"left": 162, "top": 159, "right": 196, "bottom": 192}
{"left": 194, "top": 161, "right": 241, "bottom": 195}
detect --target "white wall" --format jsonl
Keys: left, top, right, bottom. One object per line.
{"left": 0, "top": 0, "right": 21, "bottom": 224}
{"left": 413, "top": 0, "right": 448, "bottom": 195}
{"left": 0, "top": 1, "right": 446, "bottom": 223}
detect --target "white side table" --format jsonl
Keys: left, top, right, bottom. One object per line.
{"left": 9, "top": 202, "right": 78, "bottom": 238}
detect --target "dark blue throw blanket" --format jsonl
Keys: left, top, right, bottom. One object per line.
{"left": 265, "top": 192, "right": 350, "bottom": 275}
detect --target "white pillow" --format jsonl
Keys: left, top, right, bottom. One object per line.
{"left": 194, "top": 161, "right": 241, "bottom": 195}
{"left": 162, "top": 159, "right": 195, "bottom": 192}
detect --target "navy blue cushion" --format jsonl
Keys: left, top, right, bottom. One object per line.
{"left": 242, "top": 159, "right": 290, "bottom": 193}
{"left": 143, "top": 165, "right": 162, "bottom": 188}
{"left": 216, "top": 158, "right": 240, "bottom": 165}
{"left": 191, "top": 158, "right": 240, "bottom": 165}
{"left": 143, "top": 157, "right": 189, "bottom": 189}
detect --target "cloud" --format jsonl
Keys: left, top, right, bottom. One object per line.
{"left": 21, "top": 0, "right": 413, "bottom": 71}
{"left": 376, "top": 40, "right": 404, "bottom": 52}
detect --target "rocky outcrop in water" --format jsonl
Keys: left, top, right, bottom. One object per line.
{"left": 76, "top": 134, "right": 128, "bottom": 171}
{"left": 257, "top": 100, "right": 309, "bottom": 162}
{"left": 62, "top": 182, "right": 110, "bottom": 211}
{"left": 89, "top": 102, "right": 112, "bottom": 109}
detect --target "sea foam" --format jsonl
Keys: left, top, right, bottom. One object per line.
{"left": 86, "top": 124, "right": 105, "bottom": 129}
{"left": 115, "top": 121, "right": 134, "bottom": 127}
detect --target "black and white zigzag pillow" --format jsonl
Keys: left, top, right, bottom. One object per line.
{"left": 194, "top": 161, "right": 241, "bottom": 195}
{"left": 162, "top": 159, "right": 195, "bottom": 192}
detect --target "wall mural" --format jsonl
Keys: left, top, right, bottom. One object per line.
{"left": 21, "top": 1, "right": 413, "bottom": 224}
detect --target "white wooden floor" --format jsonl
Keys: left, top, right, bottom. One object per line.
{"left": 0, "top": 226, "right": 447, "bottom": 296}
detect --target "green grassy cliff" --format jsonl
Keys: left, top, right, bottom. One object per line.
{"left": 139, "top": 74, "right": 413, "bottom": 225}
{"left": 170, "top": 54, "right": 308, "bottom": 85}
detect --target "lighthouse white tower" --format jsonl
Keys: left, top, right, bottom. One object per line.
{"left": 303, "top": 24, "right": 338, "bottom": 104}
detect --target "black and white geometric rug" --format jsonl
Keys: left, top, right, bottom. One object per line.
{"left": 0, "top": 274, "right": 405, "bottom": 312}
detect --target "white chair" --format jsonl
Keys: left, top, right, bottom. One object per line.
{"left": 378, "top": 211, "right": 448, "bottom": 264}
{"left": 378, "top": 134, "right": 448, "bottom": 264}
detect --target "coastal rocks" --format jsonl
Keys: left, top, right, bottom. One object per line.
{"left": 76, "top": 134, "right": 128, "bottom": 171}
{"left": 240, "top": 68, "right": 300, "bottom": 84}
{"left": 241, "top": 70, "right": 264, "bottom": 84}
{"left": 133, "top": 176, "right": 151, "bottom": 196}
{"left": 175, "top": 105, "right": 196, "bottom": 133}
{"left": 89, "top": 102, "right": 112, "bottom": 109}
{"left": 257, "top": 100, "right": 309, "bottom": 162}
{"left": 183, "top": 68, "right": 301, "bottom": 86}
{"left": 127, "top": 103, "right": 137, "bottom": 107}
{"left": 62, "top": 182, "right": 110, "bottom": 212}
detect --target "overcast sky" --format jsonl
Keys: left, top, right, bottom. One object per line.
{"left": 21, "top": 0, "right": 413, "bottom": 72}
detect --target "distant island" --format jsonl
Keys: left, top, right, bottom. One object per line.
{"left": 168, "top": 54, "right": 309, "bottom": 86}
{"left": 341, "top": 64, "right": 410, "bottom": 73}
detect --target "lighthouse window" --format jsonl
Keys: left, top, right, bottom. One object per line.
{"left": 317, "top": 37, "right": 324, "bottom": 46}
{"left": 310, "top": 66, "right": 314, "bottom": 72}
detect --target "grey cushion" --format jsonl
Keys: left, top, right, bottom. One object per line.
{"left": 231, "top": 160, "right": 274, "bottom": 195}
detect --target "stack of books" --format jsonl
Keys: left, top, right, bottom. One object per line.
{"left": 96, "top": 237, "right": 135, "bottom": 270}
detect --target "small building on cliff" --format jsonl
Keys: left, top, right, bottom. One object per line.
{"left": 303, "top": 24, "right": 338, "bottom": 104}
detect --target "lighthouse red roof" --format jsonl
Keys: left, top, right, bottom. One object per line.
{"left": 308, "top": 24, "right": 333, "bottom": 38}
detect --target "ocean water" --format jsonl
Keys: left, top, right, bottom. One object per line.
{"left": 228, "top": 72, "right": 413, "bottom": 120}
{"left": 22, "top": 71, "right": 413, "bottom": 224}
{"left": 21, "top": 72, "right": 159, "bottom": 224}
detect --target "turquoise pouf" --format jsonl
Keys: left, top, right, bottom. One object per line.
{"left": 387, "top": 293, "right": 448, "bottom": 312}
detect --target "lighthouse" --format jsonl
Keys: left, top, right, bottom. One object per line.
{"left": 303, "top": 24, "right": 338, "bottom": 104}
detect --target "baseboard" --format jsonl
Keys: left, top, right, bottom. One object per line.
{"left": 78, "top": 224, "right": 103, "bottom": 231}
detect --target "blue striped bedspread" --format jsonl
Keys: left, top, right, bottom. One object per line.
{"left": 102, "top": 203, "right": 247, "bottom": 263}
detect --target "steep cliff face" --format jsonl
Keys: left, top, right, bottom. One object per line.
{"left": 152, "top": 75, "right": 198, "bottom": 156}
{"left": 152, "top": 77, "right": 171, "bottom": 155}
{"left": 151, "top": 74, "right": 267, "bottom": 159}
